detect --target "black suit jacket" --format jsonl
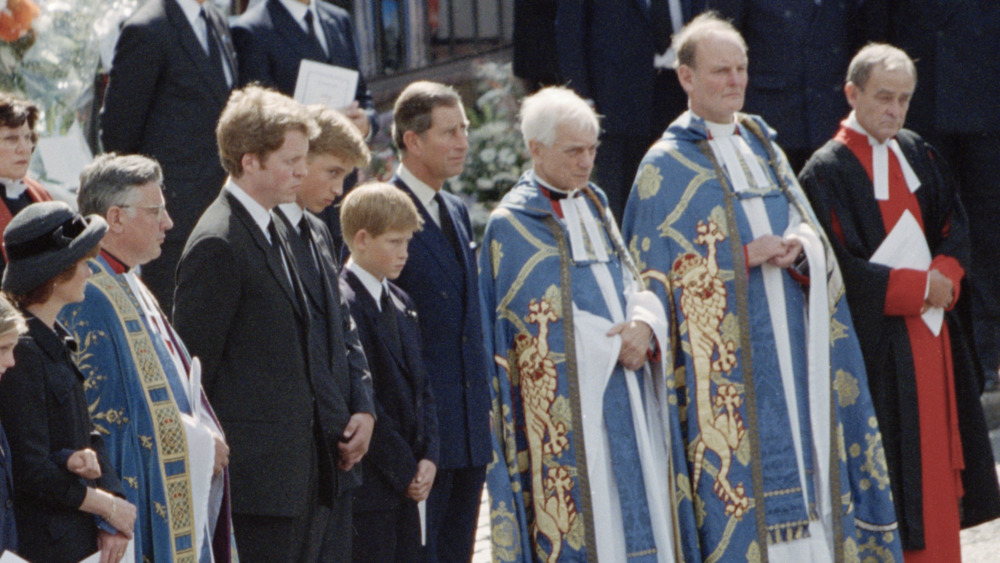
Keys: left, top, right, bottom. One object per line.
{"left": 101, "top": 0, "right": 236, "bottom": 240}
{"left": 0, "top": 316, "right": 123, "bottom": 562}
{"left": 341, "top": 269, "right": 439, "bottom": 512}
{"left": 232, "top": 0, "right": 376, "bottom": 133}
{"left": 174, "top": 191, "right": 321, "bottom": 518}
{"left": 274, "top": 207, "right": 374, "bottom": 495}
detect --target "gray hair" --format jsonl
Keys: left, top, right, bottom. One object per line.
{"left": 78, "top": 153, "right": 164, "bottom": 217}
{"left": 847, "top": 43, "right": 917, "bottom": 91}
{"left": 520, "top": 86, "right": 600, "bottom": 147}
{"left": 392, "top": 81, "right": 463, "bottom": 153}
{"left": 672, "top": 11, "right": 746, "bottom": 69}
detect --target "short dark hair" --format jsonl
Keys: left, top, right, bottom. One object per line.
{"left": 0, "top": 93, "right": 39, "bottom": 141}
{"left": 78, "top": 153, "right": 164, "bottom": 217}
{"left": 391, "top": 81, "right": 463, "bottom": 153}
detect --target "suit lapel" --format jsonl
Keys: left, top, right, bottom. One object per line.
{"left": 392, "top": 178, "right": 464, "bottom": 295}
{"left": 164, "top": 0, "right": 230, "bottom": 103}
{"left": 224, "top": 192, "right": 303, "bottom": 320}
{"left": 346, "top": 270, "right": 408, "bottom": 372}
{"left": 267, "top": 0, "right": 329, "bottom": 63}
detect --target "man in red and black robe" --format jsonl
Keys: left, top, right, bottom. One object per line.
{"left": 800, "top": 43, "right": 1000, "bottom": 561}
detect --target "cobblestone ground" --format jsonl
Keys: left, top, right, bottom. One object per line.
{"left": 472, "top": 465, "right": 1000, "bottom": 562}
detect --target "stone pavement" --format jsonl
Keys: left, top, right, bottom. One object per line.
{"left": 472, "top": 464, "right": 1000, "bottom": 562}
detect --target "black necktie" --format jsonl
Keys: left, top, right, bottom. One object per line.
{"left": 304, "top": 11, "right": 326, "bottom": 58}
{"left": 201, "top": 9, "right": 228, "bottom": 85}
{"left": 435, "top": 193, "right": 462, "bottom": 260}
{"left": 380, "top": 287, "right": 402, "bottom": 354}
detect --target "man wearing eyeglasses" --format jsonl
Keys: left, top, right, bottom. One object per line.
{"left": 58, "top": 153, "right": 237, "bottom": 563}
{"left": 0, "top": 93, "right": 52, "bottom": 278}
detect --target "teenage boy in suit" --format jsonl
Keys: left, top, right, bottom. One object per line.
{"left": 272, "top": 104, "right": 374, "bottom": 560}
{"left": 339, "top": 182, "right": 439, "bottom": 562}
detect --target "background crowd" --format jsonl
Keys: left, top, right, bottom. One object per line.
{"left": 0, "top": 1, "right": 996, "bottom": 562}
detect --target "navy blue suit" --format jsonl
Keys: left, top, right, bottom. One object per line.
{"left": 556, "top": 0, "right": 702, "bottom": 222}
{"left": 341, "top": 270, "right": 439, "bottom": 562}
{"left": 390, "top": 177, "right": 491, "bottom": 562}
{"left": 708, "top": 0, "right": 863, "bottom": 171}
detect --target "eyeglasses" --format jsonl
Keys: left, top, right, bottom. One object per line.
{"left": 119, "top": 204, "right": 167, "bottom": 221}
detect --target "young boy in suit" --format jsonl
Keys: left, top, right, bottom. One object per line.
{"left": 339, "top": 182, "right": 439, "bottom": 562}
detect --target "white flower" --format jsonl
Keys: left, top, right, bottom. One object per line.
{"left": 478, "top": 147, "right": 497, "bottom": 164}
{"left": 497, "top": 147, "right": 517, "bottom": 166}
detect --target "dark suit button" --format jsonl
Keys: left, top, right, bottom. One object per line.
{"left": 4, "top": 499, "right": 11, "bottom": 508}
{"left": 441, "top": 291, "right": 448, "bottom": 299}
{"left": 462, "top": 335, "right": 467, "bottom": 344}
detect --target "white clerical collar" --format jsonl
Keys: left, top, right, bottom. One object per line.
{"left": 703, "top": 117, "right": 738, "bottom": 139}
{"left": 0, "top": 177, "right": 26, "bottom": 199}
{"left": 844, "top": 111, "right": 920, "bottom": 200}
{"left": 698, "top": 113, "right": 771, "bottom": 193}
{"left": 345, "top": 257, "right": 390, "bottom": 310}
{"left": 225, "top": 179, "right": 275, "bottom": 243}
{"left": 277, "top": 202, "right": 306, "bottom": 233}
{"left": 533, "top": 170, "right": 579, "bottom": 198}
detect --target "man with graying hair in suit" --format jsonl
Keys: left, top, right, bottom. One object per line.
{"left": 101, "top": 0, "right": 237, "bottom": 316}
{"left": 174, "top": 85, "right": 375, "bottom": 562}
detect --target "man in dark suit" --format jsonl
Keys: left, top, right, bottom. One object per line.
{"left": 339, "top": 182, "right": 440, "bottom": 562}
{"left": 556, "top": 0, "right": 704, "bottom": 223}
{"left": 100, "top": 0, "right": 237, "bottom": 315}
{"left": 389, "top": 81, "right": 491, "bottom": 562}
{"left": 173, "top": 86, "right": 374, "bottom": 562}
{"left": 232, "top": 0, "right": 377, "bottom": 254}
{"left": 273, "top": 104, "right": 375, "bottom": 559}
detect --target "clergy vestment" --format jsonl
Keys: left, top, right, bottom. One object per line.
{"left": 480, "top": 171, "right": 677, "bottom": 563}
{"left": 621, "top": 111, "right": 903, "bottom": 562}
{"left": 799, "top": 117, "right": 1000, "bottom": 556}
{"left": 59, "top": 253, "right": 235, "bottom": 563}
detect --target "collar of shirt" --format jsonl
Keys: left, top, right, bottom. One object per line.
{"left": 225, "top": 178, "right": 275, "bottom": 243}
{"left": 397, "top": 163, "right": 440, "bottom": 225}
{"left": 844, "top": 111, "right": 879, "bottom": 144}
{"left": 0, "top": 176, "right": 26, "bottom": 199}
{"left": 533, "top": 171, "right": 577, "bottom": 200}
{"left": 175, "top": 0, "right": 209, "bottom": 47}
{"left": 100, "top": 250, "right": 130, "bottom": 274}
{"left": 345, "top": 257, "right": 389, "bottom": 310}
{"left": 277, "top": 0, "right": 316, "bottom": 33}
{"left": 277, "top": 202, "right": 306, "bottom": 233}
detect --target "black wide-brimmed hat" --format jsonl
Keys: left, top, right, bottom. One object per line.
{"left": 2, "top": 201, "right": 107, "bottom": 295}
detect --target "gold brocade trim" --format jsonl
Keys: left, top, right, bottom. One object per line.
{"left": 697, "top": 138, "right": 770, "bottom": 563}
{"left": 89, "top": 266, "right": 197, "bottom": 563}
{"left": 544, "top": 216, "right": 597, "bottom": 563}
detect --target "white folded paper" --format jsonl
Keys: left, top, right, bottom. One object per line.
{"left": 293, "top": 60, "right": 359, "bottom": 110}
{"left": 868, "top": 210, "right": 943, "bottom": 335}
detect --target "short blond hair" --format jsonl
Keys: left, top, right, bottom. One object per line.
{"left": 216, "top": 85, "right": 319, "bottom": 178}
{"left": 0, "top": 294, "right": 25, "bottom": 338}
{"left": 306, "top": 105, "right": 371, "bottom": 168}
{"left": 340, "top": 182, "right": 423, "bottom": 251}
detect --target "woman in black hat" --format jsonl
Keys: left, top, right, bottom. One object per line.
{"left": 0, "top": 201, "right": 136, "bottom": 563}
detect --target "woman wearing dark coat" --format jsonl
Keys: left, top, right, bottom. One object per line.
{"left": 0, "top": 202, "right": 136, "bottom": 563}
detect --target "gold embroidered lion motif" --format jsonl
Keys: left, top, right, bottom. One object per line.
{"left": 671, "top": 220, "right": 749, "bottom": 518}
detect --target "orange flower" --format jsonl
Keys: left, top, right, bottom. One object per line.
{"left": 0, "top": 0, "right": 41, "bottom": 43}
